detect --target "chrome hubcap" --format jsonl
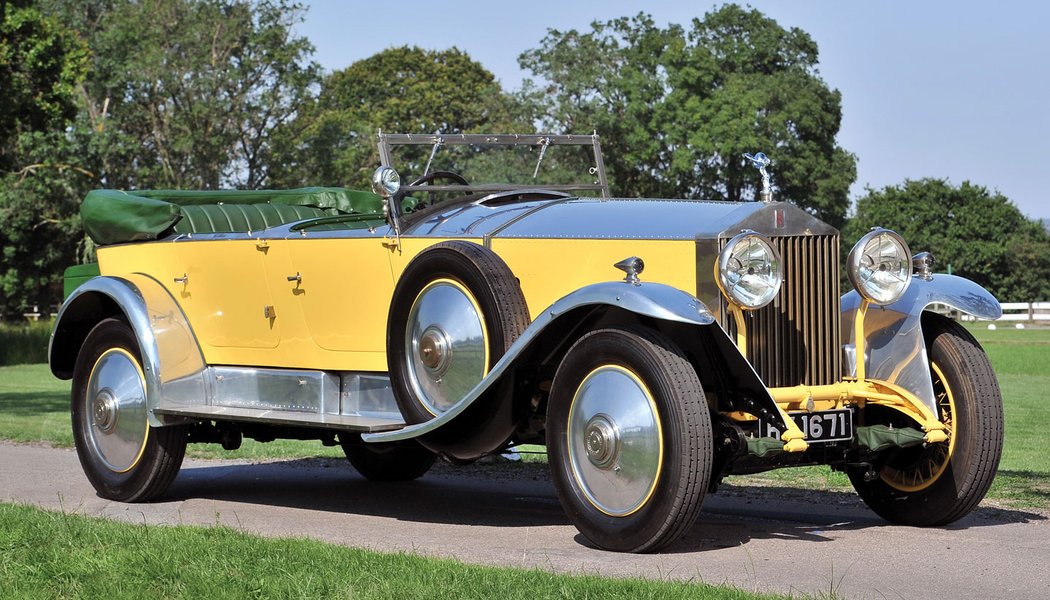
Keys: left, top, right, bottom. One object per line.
{"left": 584, "top": 415, "right": 619, "bottom": 469}
{"left": 84, "top": 348, "right": 149, "bottom": 473}
{"left": 418, "top": 326, "right": 452, "bottom": 374}
{"left": 568, "top": 365, "right": 662, "bottom": 517}
{"left": 406, "top": 279, "right": 488, "bottom": 415}
{"left": 93, "top": 391, "right": 118, "bottom": 433}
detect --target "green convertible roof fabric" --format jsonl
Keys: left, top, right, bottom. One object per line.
{"left": 81, "top": 187, "right": 384, "bottom": 245}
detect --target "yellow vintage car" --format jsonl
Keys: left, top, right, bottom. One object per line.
{"left": 50, "top": 133, "right": 1004, "bottom": 552}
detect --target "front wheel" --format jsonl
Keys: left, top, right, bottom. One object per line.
{"left": 71, "top": 318, "right": 187, "bottom": 502}
{"left": 850, "top": 313, "right": 1004, "bottom": 525}
{"left": 547, "top": 327, "right": 712, "bottom": 553}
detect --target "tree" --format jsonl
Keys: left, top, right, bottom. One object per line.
{"left": 0, "top": 1, "right": 88, "bottom": 316}
{"left": 0, "top": 0, "right": 88, "bottom": 170}
{"left": 270, "top": 46, "right": 529, "bottom": 189}
{"left": 519, "top": 6, "right": 856, "bottom": 227}
{"left": 44, "top": 0, "right": 321, "bottom": 189}
{"left": 845, "top": 178, "right": 1050, "bottom": 301}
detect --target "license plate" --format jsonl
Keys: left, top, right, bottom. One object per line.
{"left": 758, "top": 409, "right": 854, "bottom": 444}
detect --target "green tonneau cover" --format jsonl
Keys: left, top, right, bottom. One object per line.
{"left": 81, "top": 187, "right": 384, "bottom": 245}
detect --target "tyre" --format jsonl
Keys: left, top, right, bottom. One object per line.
{"left": 547, "top": 327, "right": 712, "bottom": 552}
{"left": 387, "top": 241, "right": 530, "bottom": 423}
{"left": 850, "top": 313, "right": 1004, "bottom": 525}
{"left": 71, "top": 318, "right": 187, "bottom": 502}
{"left": 338, "top": 434, "right": 436, "bottom": 481}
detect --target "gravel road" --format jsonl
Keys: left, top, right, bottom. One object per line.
{"left": 1, "top": 442, "right": 1047, "bottom": 599}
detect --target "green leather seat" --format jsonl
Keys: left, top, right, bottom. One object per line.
{"left": 172, "top": 203, "right": 332, "bottom": 234}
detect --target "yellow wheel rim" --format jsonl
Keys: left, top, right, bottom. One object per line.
{"left": 881, "top": 361, "right": 957, "bottom": 492}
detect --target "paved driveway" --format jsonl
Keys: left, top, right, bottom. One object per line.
{"left": 2, "top": 442, "right": 1047, "bottom": 599}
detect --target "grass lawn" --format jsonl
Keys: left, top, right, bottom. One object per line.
{"left": 0, "top": 503, "right": 781, "bottom": 600}
{"left": 2, "top": 322, "right": 1048, "bottom": 506}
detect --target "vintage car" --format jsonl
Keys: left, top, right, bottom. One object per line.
{"left": 50, "top": 133, "right": 1004, "bottom": 552}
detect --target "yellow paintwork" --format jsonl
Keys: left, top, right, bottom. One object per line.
{"left": 490, "top": 238, "right": 697, "bottom": 321}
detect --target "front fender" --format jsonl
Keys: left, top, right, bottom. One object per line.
{"left": 841, "top": 274, "right": 1001, "bottom": 414}
{"left": 49, "top": 274, "right": 206, "bottom": 427}
{"left": 364, "top": 281, "right": 778, "bottom": 452}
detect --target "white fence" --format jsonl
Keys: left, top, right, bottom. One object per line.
{"left": 930, "top": 301, "right": 1050, "bottom": 323}
{"left": 996, "top": 302, "right": 1050, "bottom": 323}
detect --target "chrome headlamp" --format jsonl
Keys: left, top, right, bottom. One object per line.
{"left": 371, "top": 166, "right": 401, "bottom": 198}
{"left": 847, "top": 228, "right": 912, "bottom": 305}
{"left": 716, "top": 231, "right": 783, "bottom": 310}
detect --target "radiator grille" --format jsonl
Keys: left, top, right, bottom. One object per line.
{"left": 721, "top": 234, "right": 841, "bottom": 387}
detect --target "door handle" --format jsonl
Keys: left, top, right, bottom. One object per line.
{"left": 287, "top": 272, "right": 301, "bottom": 283}
{"left": 174, "top": 273, "right": 188, "bottom": 284}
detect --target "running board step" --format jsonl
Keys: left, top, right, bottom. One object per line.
{"left": 153, "top": 406, "right": 404, "bottom": 432}
{"left": 153, "top": 366, "right": 407, "bottom": 433}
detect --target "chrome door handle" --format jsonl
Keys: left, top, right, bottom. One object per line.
{"left": 174, "top": 273, "right": 188, "bottom": 284}
{"left": 287, "top": 272, "right": 301, "bottom": 283}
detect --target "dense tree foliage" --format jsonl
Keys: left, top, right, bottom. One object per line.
{"left": 519, "top": 7, "right": 856, "bottom": 227}
{"left": 270, "top": 46, "right": 528, "bottom": 189}
{"left": 846, "top": 179, "right": 1050, "bottom": 301}
{"left": 0, "top": 0, "right": 87, "bottom": 170}
{"left": 0, "top": 1, "right": 89, "bottom": 316}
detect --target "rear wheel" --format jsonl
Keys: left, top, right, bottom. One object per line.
{"left": 338, "top": 434, "right": 436, "bottom": 481}
{"left": 547, "top": 327, "right": 712, "bottom": 552}
{"left": 850, "top": 314, "right": 1003, "bottom": 525}
{"left": 71, "top": 318, "right": 187, "bottom": 502}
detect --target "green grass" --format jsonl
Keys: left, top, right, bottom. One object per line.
{"left": 0, "top": 321, "right": 51, "bottom": 366}
{"left": 0, "top": 503, "right": 781, "bottom": 600}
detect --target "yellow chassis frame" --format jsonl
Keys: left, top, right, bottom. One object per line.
{"left": 726, "top": 301, "right": 948, "bottom": 453}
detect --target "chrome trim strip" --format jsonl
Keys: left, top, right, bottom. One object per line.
{"left": 363, "top": 281, "right": 718, "bottom": 443}
{"left": 152, "top": 406, "right": 403, "bottom": 432}
{"left": 841, "top": 273, "right": 1001, "bottom": 413}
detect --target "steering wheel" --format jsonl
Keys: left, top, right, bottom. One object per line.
{"left": 408, "top": 170, "right": 469, "bottom": 188}
{"left": 399, "top": 171, "right": 470, "bottom": 211}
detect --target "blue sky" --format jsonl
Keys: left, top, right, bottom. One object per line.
{"left": 297, "top": 1, "right": 1048, "bottom": 220}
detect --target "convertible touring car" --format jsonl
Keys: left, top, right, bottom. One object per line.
{"left": 50, "top": 133, "right": 1003, "bottom": 552}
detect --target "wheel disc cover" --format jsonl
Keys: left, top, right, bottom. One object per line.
{"left": 567, "top": 365, "right": 663, "bottom": 516}
{"left": 84, "top": 348, "right": 149, "bottom": 473}
{"left": 881, "top": 361, "right": 957, "bottom": 492}
{"left": 405, "top": 279, "right": 489, "bottom": 415}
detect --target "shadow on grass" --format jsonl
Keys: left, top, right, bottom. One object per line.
{"left": 0, "top": 391, "right": 69, "bottom": 416}
{"left": 162, "top": 457, "right": 1046, "bottom": 554}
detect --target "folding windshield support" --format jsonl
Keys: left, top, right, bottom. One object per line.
{"left": 376, "top": 132, "right": 610, "bottom": 198}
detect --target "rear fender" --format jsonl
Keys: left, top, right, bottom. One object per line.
{"left": 841, "top": 273, "right": 1001, "bottom": 414}
{"left": 49, "top": 275, "right": 206, "bottom": 427}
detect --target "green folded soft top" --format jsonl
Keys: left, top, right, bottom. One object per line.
{"left": 81, "top": 187, "right": 385, "bottom": 245}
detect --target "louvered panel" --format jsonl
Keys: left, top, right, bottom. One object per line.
{"left": 721, "top": 234, "right": 841, "bottom": 387}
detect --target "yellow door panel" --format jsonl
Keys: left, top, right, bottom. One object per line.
{"left": 172, "top": 241, "right": 280, "bottom": 348}
{"left": 276, "top": 238, "right": 396, "bottom": 354}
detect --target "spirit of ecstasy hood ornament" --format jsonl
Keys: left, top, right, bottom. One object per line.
{"left": 743, "top": 152, "right": 773, "bottom": 202}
